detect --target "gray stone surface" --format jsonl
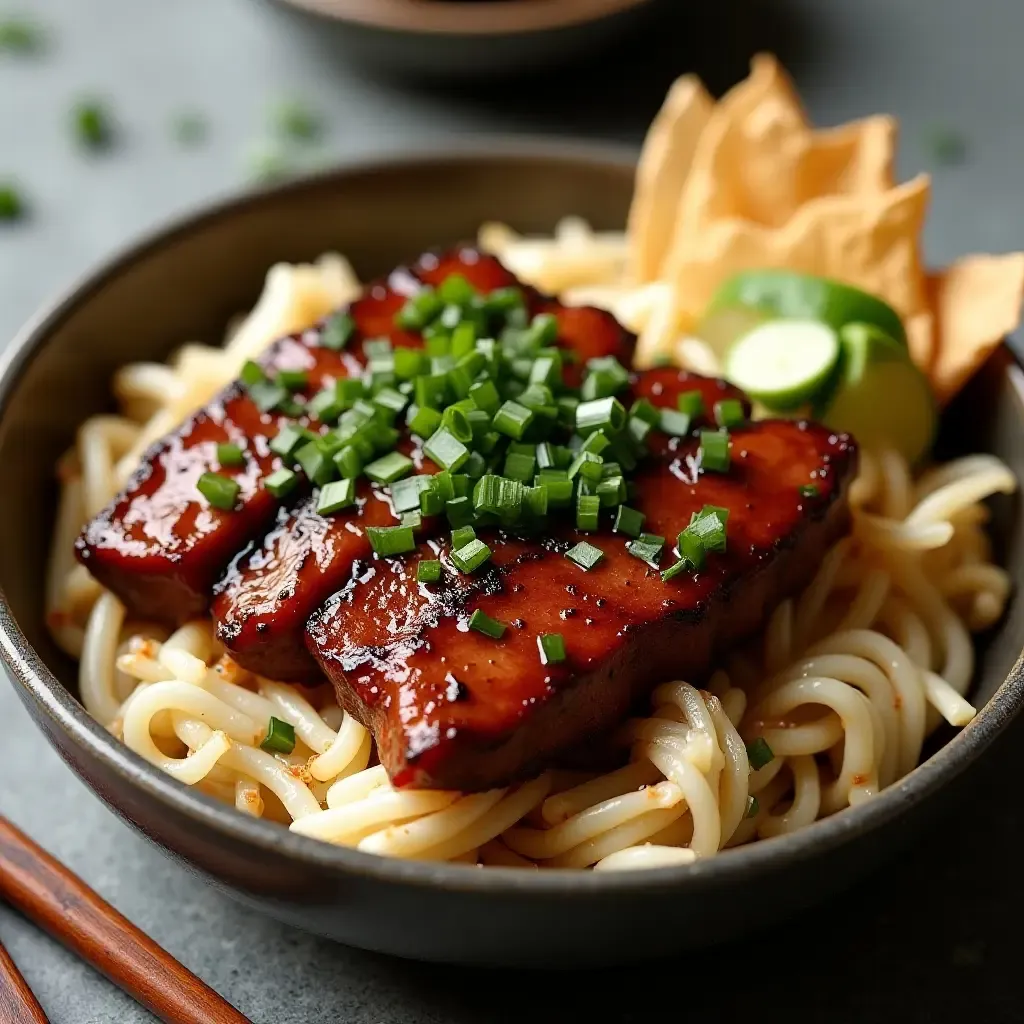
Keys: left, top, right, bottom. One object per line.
{"left": 2, "top": 0, "right": 1023, "bottom": 1021}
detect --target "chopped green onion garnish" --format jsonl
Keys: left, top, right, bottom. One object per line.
{"left": 438, "top": 273, "right": 477, "bottom": 306}
{"left": 596, "top": 476, "right": 626, "bottom": 508}
{"left": 424, "top": 428, "right": 470, "bottom": 472}
{"left": 0, "top": 18, "right": 44, "bottom": 54}
{"left": 537, "top": 633, "right": 566, "bottom": 665}
{"left": 580, "top": 431, "right": 610, "bottom": 457}
{"left": 746, "top": 737, "right": 775, "bottom": 770}
{"left": 526, "top": 313, "right": 559, "bottom": 347}
{"left": 676, "top": 527, "right": 706, "bottom": 570}
{"left": 714, "top": 399, "right": 745, "bottom": 428}
{"left": 261, "top": 716, "right": 296, "bottom": 754}
{"left": 566, "top": 541, "right": 604, "bottom": 571}
{"left": 677, "top": 390, "right": 705, "bottom": 418}
{"left": 799, "top": 483, "right": 820, "bottom": 499}
{"left": 630, "top": 398, "right": 659, "bottom": 426}
{"left": 390, "top": 475, "right": 433, "bottom": 514}
{"left": 628, "top": 416, "right": 652, "bottom": 445}
{"left": 0, "top": 184, "right": 25, "bottom": 221}
{"left": 332, "top": 445, "right": 362, "bottom": 480}
{"left": 248, "top": 380, "right": 290, "bottom": 415}
{"left": 409, "top": 405, "right": 443, "bottom": 439}
{"left": 278, "top": 368, "right": 308, "bottom": 392}
{"left": 576, "top": 397, "right": 626, "bottom": 437}
{"left": 401, "top": 510, "right": 423, "bottom": 530}
{"left": 366, "top": 525, "right": 416, "bottom": 557}
{"left": 581, "top": 356, "right": 629, "bottom": 400}
{"left": 451, "top": 538, "right": 491, "bottom": 573}
{"left": 171, "top": 110, "right": 207, "bottom": 147}
{"left": 336, "top": 378, "right": 365, "bottom": 407}
{"left": 73, "top": 100, "right": 114, "bottom": 149}
{"left": 504, "top": 451, "right": 536, "bottom": 483}
{"left": 469, "top": 379, "right": 500, "bottom": 414}
{"left": 417, "top": 559, "right": 442, "bottom": 584}
{"left": 626, "top": 538, "right": 662, "bottom": 568}
{"left": 364, "top": 451, "right": 413, "bottom": 485}
{"left": 321, "top": 312, "right": 355, "bottom": 351}
{"left": 216, "top": 443, "right": 245, "bottom": 468}
{"left": 568, "top": 450, "right": 604, "bottom": 485}
{"left": 484, "top": 286, "right": 525, "bottom": 315}
{"left": 308, "top": 388, "right": 342, "bottom": 424}
{"left": 451, "top": 525, "right": 476, "bottom": 550}
{"left": 273, "top": 98, "right": 323, "bottom": 141}
{"left": 394, "top": 346, "right": 427, "bottom": 380}
{"left": 197, "top": 472, "right": 240, "bottom": 510}
{"left": 658, "top": 408, "right": 691, "bottom": 437}
{"left": 687, "top": 509, "right": 727, "bottom": 553}
{"left": 444, "top": 496, "right": 476, "bottom": 528}
{"left": 295, "top": 440, "right": 337, "bottom": 487}
{"left": 468, "top": 608, "right": 506, "bottom": 639}
{"left": 660, "top": 559, "right": 690, "bottom": 582}
{"left": 745, "top": 795, "right": 760, "bottom": 819}
{"left": 420, "top": 488, "right": 444, "bottom": 517}
{"left": 264, "top": 468, "right": 299, "bottom": 498}
{"left": 693, "top": 504, "right": 730, "bottom": 529}
{"left": 699, "top": 429, "right": 730, "bottom": 473}
{"left": 613, "top": 505, "right": 645, "bottom": 538}
{"left": 492, "top": 400, "right": 534, "bottom": 440}
{"left": 396, "top": 288, "right": 443, "bottom": 331}
{"left": 535, "top": 442, "right": 556, "bottom": 470}
{"left": 373, "top": 387, "right": 407, "bottom": 419}
{"left": 441, "top": 404, "right": 474, "bottom": 444}
{"left": 317, "top": 478, "right": 357, "bottom": 515}
{"left": 576, "top": 493, "right": 600, "bottom": 532}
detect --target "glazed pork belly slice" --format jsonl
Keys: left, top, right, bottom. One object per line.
{"left": 306, "top": 419, "right": 858, "bottom": 791}
{"left": 210, "top": 257, "right": 635, "bottom": 680}
{"left": 77, "top": 245, "right": 629, "bottom": 626}
{"left": 211, "top": 438, "right": 439, "bottom": 682}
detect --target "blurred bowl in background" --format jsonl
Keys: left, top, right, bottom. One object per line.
{"left": 271, "top": 0, "right": 663, "bottom": 80}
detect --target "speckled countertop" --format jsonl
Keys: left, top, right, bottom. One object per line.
{"left": 2, "top": 1, "right": 1023, "bottom": 1021}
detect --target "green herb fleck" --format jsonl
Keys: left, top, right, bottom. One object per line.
{"left": 171, "top": 110, "right": 208, "bottom": 147}
{"left": 73, "top": 100, "right": 114, "bottom": 150}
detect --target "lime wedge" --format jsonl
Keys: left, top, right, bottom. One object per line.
{"left": 724, "top": 319, "right": 841, "bottom": 411}
{"left": 695, "top": 304, "right": 770, "bottom": 360}
{"left": 822, "top": 322, "right": 936, "bottom": 463}
{"left": 708, "top": 270, "right": 907, "bottom": 347}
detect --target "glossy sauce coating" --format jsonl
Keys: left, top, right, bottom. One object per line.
{"left": 211, "top": 249, "right": 634, "bottom": 678}
{"left": 308, "top": 413, "right": 857, "bottom": 791}
{"left": 76, "top": 246, "right": 632, "bottom": 627}
{"left": 212, "top": 438, "right": 438, "bottom": 680}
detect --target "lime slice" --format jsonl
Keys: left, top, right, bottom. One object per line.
{"left": 724, "top": 319, "right": 841, "bottom": 411}
{"left": 708, "top": 270, "right": 907, "bottom": 347}
{"left": 822, "top": 322, "right": 935, "bottom": 463}
{"left": 695, "top": 304, "right": 770, "bottom": 360}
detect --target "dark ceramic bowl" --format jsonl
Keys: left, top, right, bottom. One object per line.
{"left": 2, "top": 146, "right": 1022, "bottom": 968}
{"left": 271, "top": 0, "right": 664, "bottom": 79}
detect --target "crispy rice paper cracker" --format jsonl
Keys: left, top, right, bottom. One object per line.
{"left": 670, "top": 173, "right": 932, "bottom": 325}
{"left": 927, "top": 253, "right": 1024, "bottom": 404}
{"left": 664, "top": 54, "right": 807, "bottom": 269}
{"left": 626, "top": 75, "right": 713, "bottom": 284}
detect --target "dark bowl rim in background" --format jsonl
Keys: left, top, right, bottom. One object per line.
{"left": 2, "top": 141, "right": 1023, "bottom": 900}
{"left": 276, "top": 0, "right": 653, "bottom": 36}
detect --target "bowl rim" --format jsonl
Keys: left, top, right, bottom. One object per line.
{"left": 2, "top": 141, "right": 1023, "bottom": 898}
{"left": 276, "top": 0, "right": 653, "bottom": 37}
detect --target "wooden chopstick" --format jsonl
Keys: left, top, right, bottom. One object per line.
{"left": 0, "top": 938, "right": 49, "bottom": 1024}
{"left": 0, "top": 814, "right": 251, "bottom": 1024}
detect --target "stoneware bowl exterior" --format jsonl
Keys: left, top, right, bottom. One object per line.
{"left": 1, "top": 147, "right": 1022, "bottom": 968}
{"left": 271, "top": 0, "right": 664, "bottom": 79}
